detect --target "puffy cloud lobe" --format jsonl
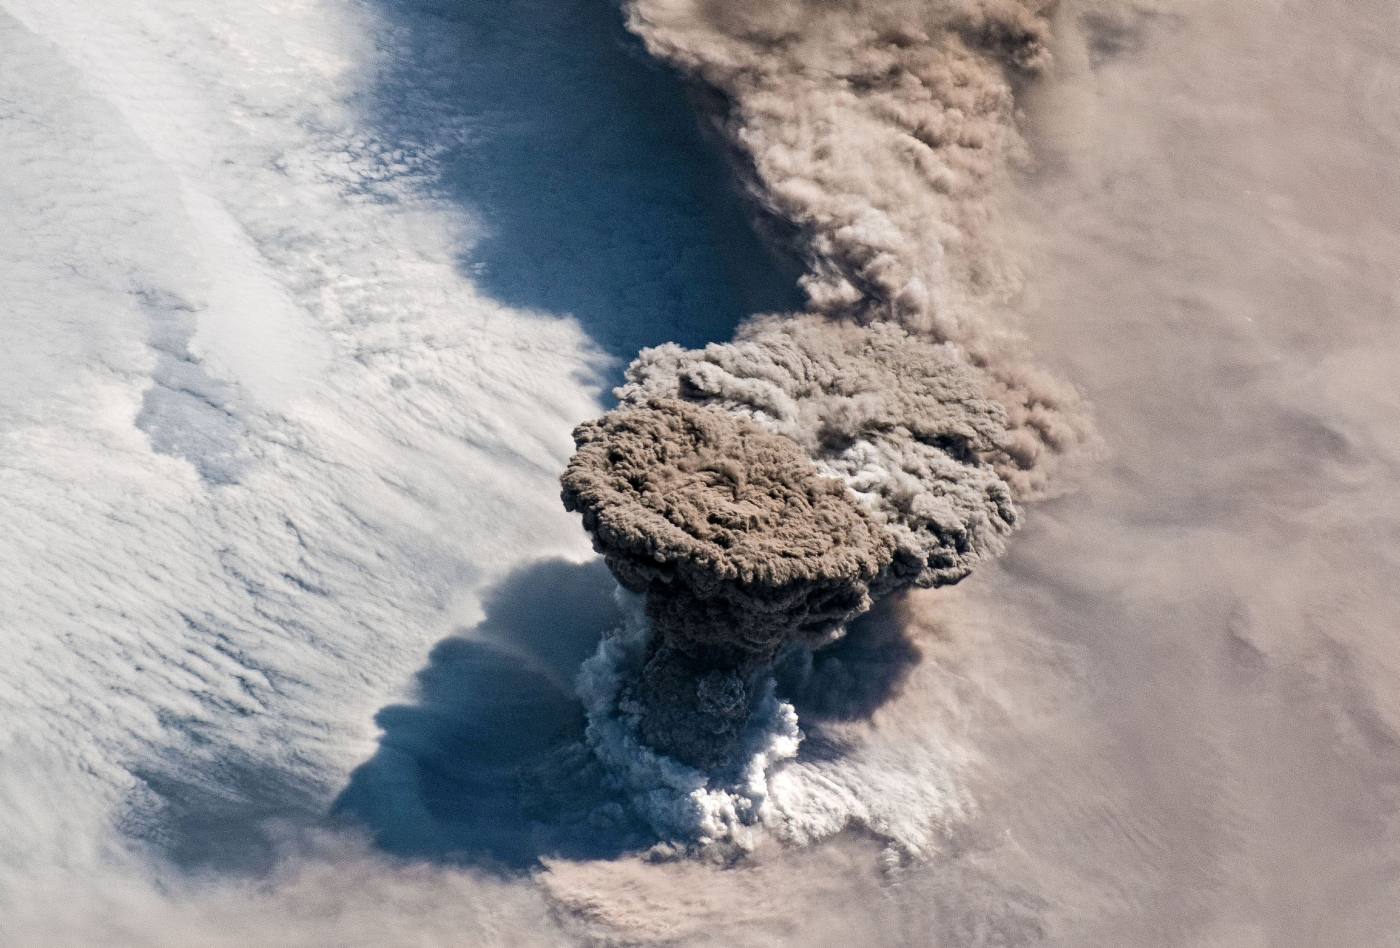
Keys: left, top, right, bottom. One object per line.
{"left": 620, "top": 318, "right": 1019, "bottom": 588}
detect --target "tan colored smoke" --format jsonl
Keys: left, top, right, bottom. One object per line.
{"left": 561, "top": 0, "right": 1091, "bottom": 768}
{"left": 619, "top": 318, "right": 1021, "bottom": 588}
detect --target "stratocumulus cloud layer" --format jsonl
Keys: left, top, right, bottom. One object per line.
{"left": 0, "top": 0, "right": 777, "bottom": 939}
{"left": 5, "top": 0, "right": 1400, "bottom": 944}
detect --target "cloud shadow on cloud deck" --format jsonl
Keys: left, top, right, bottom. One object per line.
{"left": 332, "top": 558, "right": 656, "bottom": 870}
{"left": 777, "top": 596, "right": 925, "bottom": 729}
{"left": 125, "top": 562, "right": 928, "bottom": 875}
{"left": 332, "top": 561, "right": 930, "bottom": 869}
{"left": 360, "top": 0, "right": 803, "bottom": 365}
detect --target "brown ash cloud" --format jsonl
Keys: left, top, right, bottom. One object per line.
{"left": 561, "top": 0, "right": 1091, "bottom": 772}
{"left": 562, "top": 398, "right": 892, "bottom": 766}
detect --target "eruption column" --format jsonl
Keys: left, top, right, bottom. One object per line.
{"left": 562, "top": 398, "right": 893, "bottom": 766}
{"left": 561, "top": 0, "right": 1090, "bottom": 774}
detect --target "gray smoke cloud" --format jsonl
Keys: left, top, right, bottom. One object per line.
{"left": 562, "top": 0, "right": 1092, "bottom": 770}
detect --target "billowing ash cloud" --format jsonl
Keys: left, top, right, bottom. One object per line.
{"left": 563, "top": 0, "right": 1091, "bottom": 772}
{"left": 563, "top": 397, "right": 894, "bottom": 765}
{"left": 617, "top": 318, "right": 1021, "bottom": 589}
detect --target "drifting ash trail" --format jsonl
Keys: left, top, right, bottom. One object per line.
{"left": 562, "top": 0, "right": 1094, "bottom": 844}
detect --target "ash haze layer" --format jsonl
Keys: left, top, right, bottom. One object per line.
{"left": 3, "top": 0, "right": 1400, "bottom": 945}
{"left": 563, "top": 0, "right": 1094, "bottom": 772}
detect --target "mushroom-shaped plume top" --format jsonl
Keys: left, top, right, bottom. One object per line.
{"left": 562, "top": 398, "right": 894, "bottom": 658}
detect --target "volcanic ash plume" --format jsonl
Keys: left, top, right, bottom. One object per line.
{"left": 562, "top": 0, "right": 1091, "bottom": 785}
{"left": 563, "top": 396, "right": 893, "bottom": 767}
